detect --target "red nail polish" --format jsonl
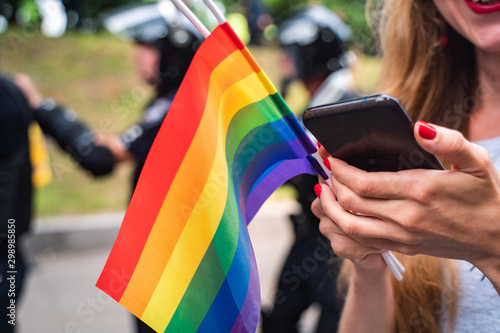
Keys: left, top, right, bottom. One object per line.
{"left": 317, "top": 141, "right": 322, "bottom": 149}
{"left": 418, "top": 121, "right": 437, "bottom": 140}
{"left": 314, "top": 184, "right": 322, "bottom": 198}
{"left": 323, "top": 158, "right": 331, "bottom": 171}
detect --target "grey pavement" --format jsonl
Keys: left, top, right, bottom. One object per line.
{"left": 16, "top": 199, "right": 319, "bottom": 333}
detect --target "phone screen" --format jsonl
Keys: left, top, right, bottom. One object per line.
{"left": 303, "top": 95, "right": 443, "bottom": 172}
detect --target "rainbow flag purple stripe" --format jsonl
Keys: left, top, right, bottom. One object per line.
{"left": 97, "top": 22, "right": 319, "bottom": 332}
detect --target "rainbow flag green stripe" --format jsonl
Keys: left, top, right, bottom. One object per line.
{"left": 97, "top": 22, "right": 318, "bottom": 333}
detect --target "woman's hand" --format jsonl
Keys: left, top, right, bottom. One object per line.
{"left": 312, "top": 183, "right": 388, "bottom": 275}
{"left": 316, "top": 121, "right": 500, "bottom": 293}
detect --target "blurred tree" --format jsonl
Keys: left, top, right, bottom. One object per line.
{"left": 80, "top": 0, "right": 138, "bottom": 18}
{"left": 324, "top": 0, "right": 375, "bottom": 53}
{"left": 3, "top": 0, "right": 374, "bottom": 51}
{"left": 226, "top": 0, "right": 373, "bottom": 53}
{"left": 3, "top": 0, "right": 141, "bottom": 21}
{"left": 4, "top": 0, "right": 40, "bottom": 25}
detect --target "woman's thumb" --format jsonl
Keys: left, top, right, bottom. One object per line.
{"left": 414, "top": 121, "right": 490, "bottom": 173}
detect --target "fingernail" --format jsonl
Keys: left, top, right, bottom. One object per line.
{"left": 314, "top": 184, "right": 322, "bottom": 198}
{"left": 317, "top": 141, "right": 322, "bottom": 149}
{"left": 323, "top": 158, "right": 331, "bottom": 171}
{"left": 418, "top": 121, "right": 437, "bottom": 140}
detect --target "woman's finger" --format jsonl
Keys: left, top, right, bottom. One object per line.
{"left": 317, "top": 142, "right": 330, "bottom": 160}
{"left": 328, "top": 157, "right": 446, "bottom": 200}
{"left": 315, "top": 183, "right": 418, "bottom": 244}
{"left": 415, "top": 121, "right": 493, "bottom": 175}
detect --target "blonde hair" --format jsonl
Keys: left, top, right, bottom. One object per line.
{"left": 338, "top": 0, "right": 474, "bottom": 331}
{"left": 373, "top": 0, "right": 477, "bottom": 135}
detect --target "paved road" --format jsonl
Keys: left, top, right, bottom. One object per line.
{"left": 14, "top": 199, "right": 320, "bottom": 333}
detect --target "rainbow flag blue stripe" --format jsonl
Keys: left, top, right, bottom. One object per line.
{"left": 97, "top": 22, "right": 319, "bottom": 332}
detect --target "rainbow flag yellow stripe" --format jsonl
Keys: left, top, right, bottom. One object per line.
{"left": 97, "top": 23, "right": 318, "bottom": 333}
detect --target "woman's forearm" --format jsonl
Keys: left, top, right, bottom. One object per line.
{"left": 338, "top": 265, "right": 396, "bottom": 333}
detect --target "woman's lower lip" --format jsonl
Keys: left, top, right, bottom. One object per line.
{"left": 465, "top": 0, "right": 500, "bottom": 14}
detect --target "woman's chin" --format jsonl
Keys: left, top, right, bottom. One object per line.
{"left": 473, "top": 30, "right": 500, "bottom": 53}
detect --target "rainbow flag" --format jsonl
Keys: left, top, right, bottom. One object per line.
{"left": 97, "top": 22, "right": 321, "bottom": 333}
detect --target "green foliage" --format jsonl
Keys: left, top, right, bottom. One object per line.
{"left": 324, "top": 0, "right": 375, "bottom": 52}
{"left": 257, "top": 0, "right": 373, "bottom": 52}
{"left": 80, "top": 0, "right": 139, "bottom": 18}
{"left": 260, "top": 0, "right": 304, "bottom": 16}
{"left": 12, "top": 0, "right": 41, "bottom": 25}
{"left": 6, "top": 0, "right": 374, "bottom": 51}
{"left": 5, "top": 0, "right": 149, "bottom": 20}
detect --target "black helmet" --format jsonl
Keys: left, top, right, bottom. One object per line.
{"left": 102, "top": 1, "right": 206, "bottom": 90}
{"left": 278, "top": 4, "right": 352, "bottom": 81}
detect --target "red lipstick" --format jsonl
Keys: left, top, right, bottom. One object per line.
{"left": 465, "top": 0, "right": 500, "bottom": 14}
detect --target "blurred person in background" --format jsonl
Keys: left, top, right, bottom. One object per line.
{"left": 16, "top": 0, "right": 203, "bottom": 199}
{"left": 15, "top": 1, "right": 204, "bottom": 332}
{"left": 0, "top": 2, "right": 113, "bottom": 328}
{"left": 260, "top": 5, "right": 357, "bottom": 333}
{"left": 0, "top": 73, "right": 34, "bottom": 333}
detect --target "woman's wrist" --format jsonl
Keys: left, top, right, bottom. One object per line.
{"left": 351, "top": 254, "right": 390, "bottom": 278}
{"left": 473, "top": 211, "right": 500, "bottom": 295}
{"left": 350, "top": 257, "right": 392, "bottom": 287}
{"left": 340, "top": 259, "right": 395, "bottom": 333}
{"left": 475, "top": 254, "right": 500, "bottom": 296}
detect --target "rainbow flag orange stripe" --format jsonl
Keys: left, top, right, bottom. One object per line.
{"left": 97, "top": 22, "right": 319, "bottom": 332}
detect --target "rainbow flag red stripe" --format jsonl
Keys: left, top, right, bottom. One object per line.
{"left": 96, "top": 22, "right": 318, "bottom": 332}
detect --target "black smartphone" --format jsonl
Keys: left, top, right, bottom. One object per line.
{"left": 303, "top": 94, "right": 444, "bottom": 172}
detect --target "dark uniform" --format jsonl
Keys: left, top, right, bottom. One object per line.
{"left": 121, "top": 91, "right": 177, "bottom": 188}
{"left": 261, "top": 5, "right": 356, "bottom": 333}
{"left": 0, "top": 75, "right": 32, "bottom": 333}
{"left": 101, "top": 1, "right": 203, "bottom": 194}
